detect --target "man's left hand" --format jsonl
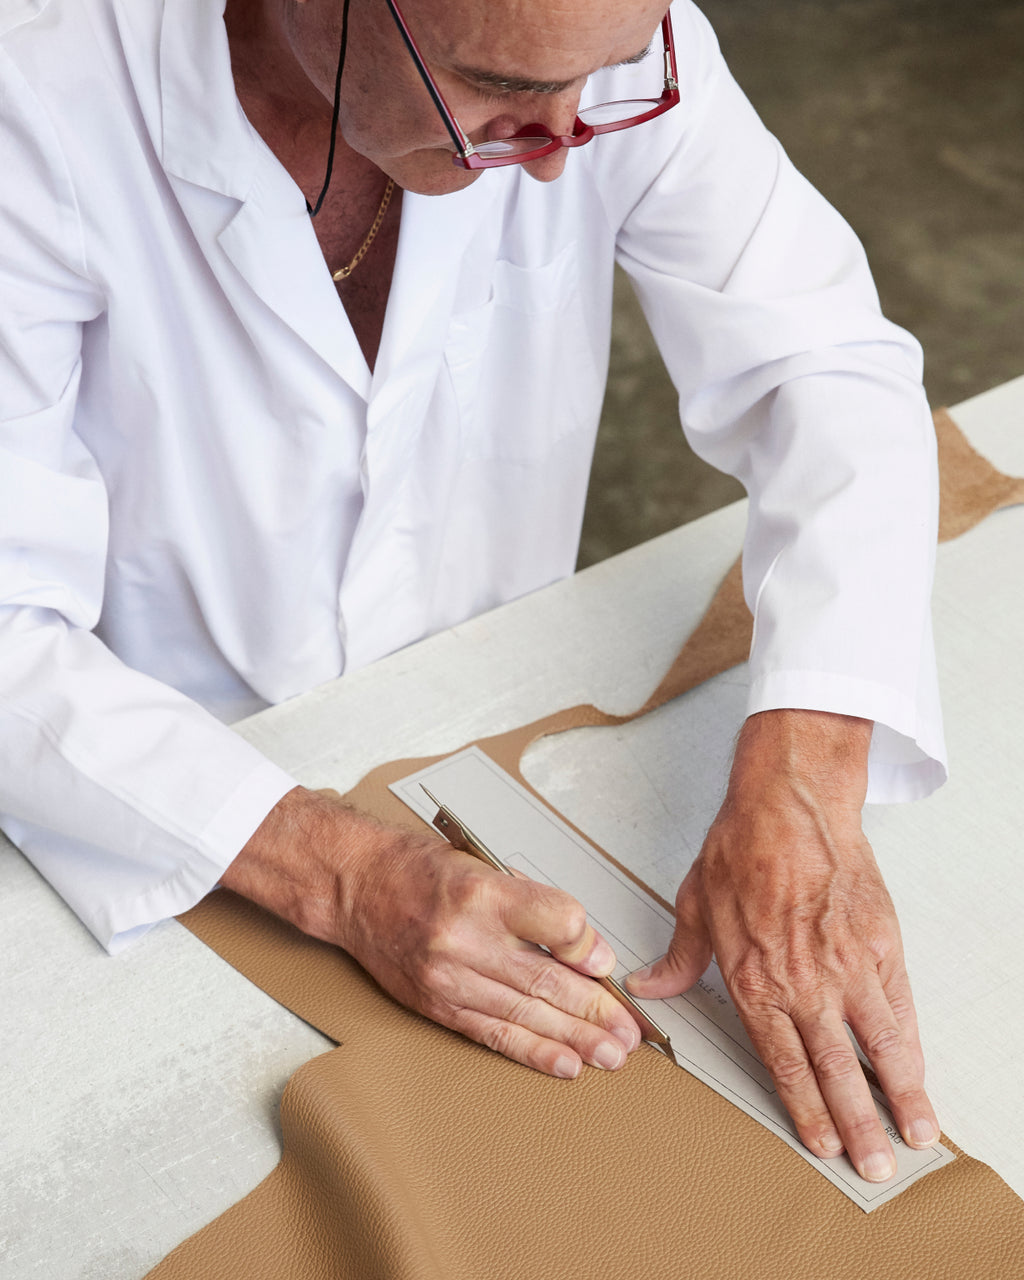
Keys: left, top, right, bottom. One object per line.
{"left": 626, "top": 708, "right": 940, "bottom": 1183}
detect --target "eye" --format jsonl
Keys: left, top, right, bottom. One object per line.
{"left": 470, "top": 81, "right": 516, "bottom": 103}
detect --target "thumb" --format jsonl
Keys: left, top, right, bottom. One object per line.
{"left": 626, "top": 864, "right": 712, "bottom": 998}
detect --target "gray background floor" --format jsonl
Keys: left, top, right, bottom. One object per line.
{"left": 579, "top": 0, "right": 1024, "bottom": 566}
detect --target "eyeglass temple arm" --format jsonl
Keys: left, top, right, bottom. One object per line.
{"left": 661, "top": 14, "right": 679, "bottom": 92}
{"left": 383, "top": 0, "right": 477, "bottom": 158}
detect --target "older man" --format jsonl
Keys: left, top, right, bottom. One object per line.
{"left": 0, "top": 0, "right": 943, "bottom": 1183}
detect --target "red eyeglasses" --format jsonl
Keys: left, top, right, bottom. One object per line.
{"left": 383, "top": 0, "right": 680, "bottom": 169}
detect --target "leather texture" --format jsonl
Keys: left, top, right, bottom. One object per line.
{"left": 149, "top": 410, "right": 1024, "bottom": 1279}
{"left": 157, "top": 893, "right": 1024, "bottom": 1280}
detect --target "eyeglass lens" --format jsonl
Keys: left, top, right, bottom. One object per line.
{"left": 578, "top": 98, "right": 665, "bottom": 126}
{"left": 471, "top": 99, "right": 667, "bottom": 160}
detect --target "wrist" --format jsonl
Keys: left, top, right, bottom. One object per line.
{"left": 727, "top": 709, "right": 872, "bottom": 813}
{"left": 221, "top": 785, "right": 373, "bottom": 941}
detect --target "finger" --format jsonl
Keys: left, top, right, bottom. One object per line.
{"left": 881, "top": 957, "right": 926, "bottom": 1079}
{"left": 625, "top": 864, "right": 712, "bottom": 998}
{"left": 501, "top": 879, "right": 616, "bottom": 978}
{"left": 851, "top": 969, "right": 939, "bottom": 1150}
{"left": 501, "top": 941, "right": 641, "bottom": 1052}
{"left": 792, "top": 1006, "right": 899, "bottom": 1183}
{"left": 746, "top": 1006, "right": 850, "bottom": 1161}
{"left": 478, "top": 878, "right": 640, "bottom": 1050}
{"left": 448, "top": 1003, "right": 582, "bottom": 1079}
{"left": 434, "top": 872, "right": 639, "bottom": 1052}
{"left": 438, "top": 970, "right": 633, "bottom": 1076}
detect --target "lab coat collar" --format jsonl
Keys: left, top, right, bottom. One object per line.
{"left": 158, "top": 0, "right": 365, "bottom": 387}
{"left": 157, "top": 0, "right": 501, "bottom": 397}
{"left": 159, "top": 0, "right": 258, "bottom": 201}
{"left": 211, "top": 173, "right": 501, "bottom": 405}
{"left": 220, "top": 167, "right": 379, "bottom": 398}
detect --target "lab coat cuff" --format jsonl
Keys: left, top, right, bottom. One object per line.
{"left": 746, "top": 669, "right": 947, "bottom": 805}
{"left": 103, "top": 759, "right": 299, "bottom": 954}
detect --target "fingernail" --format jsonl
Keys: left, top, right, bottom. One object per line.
{"left": 589, "top": 938, "right": 615, "bottom": 975}
{"left": 626, "top": 965, "right": 653, "bottom": 986}
{"left": 554, "top": 1055, "right": 580, "bottom": 1080}
{"left": 908, "top": 1118, "right": 938, "bottom": 1147}
{"left": 612, "top": 1024, "right": 639, "bottom": 1052}
{"left": 820, "top": 1131, "right": 844, "bottom": 1156}
{"left": 861, "top": 1151, "right": 897, "bottom": 1183}
{"left": 592, "top": 1041, "right": 626, "bottom": 1071}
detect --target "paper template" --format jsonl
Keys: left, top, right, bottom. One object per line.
{"left": 391, "top": 746, "right": 954, "bottom": 1213}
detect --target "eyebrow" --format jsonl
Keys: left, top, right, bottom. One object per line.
{"left": 452, "top": 39, "right": 654, "bottom": 97}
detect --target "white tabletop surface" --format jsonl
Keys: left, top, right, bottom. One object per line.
{"left": 2, "top": 376, "right": 1023, "bottom": 1278}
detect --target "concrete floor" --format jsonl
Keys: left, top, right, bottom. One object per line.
{"left": 579, "top": 0, "right": 1024, "bottom": 566}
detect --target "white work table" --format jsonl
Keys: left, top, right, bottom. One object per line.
{"left": 2, "top": 377, "right": 1022, "bottom": 1277}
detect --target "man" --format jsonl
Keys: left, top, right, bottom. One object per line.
{"left": 0, "top": 0, "right": 944, "bottom": 1184}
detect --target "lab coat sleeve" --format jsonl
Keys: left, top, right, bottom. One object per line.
{"left": 590, "top": 1, "right": 945, "bottom": 802}
{"left": 0, "top": 50, "right": 297, "bottom": 952}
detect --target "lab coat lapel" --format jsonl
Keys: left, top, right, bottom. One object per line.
{"left": 372, "top": 177, "right": 502, "bottom": 408}
{"left": 159, "top": 0, "right": 371, "bottom": 398}
{"left": 159, "top": 0, "right": 502, "bottom": 402}
{"left": 216, "top": 179, "right": 373, "bottom": 400}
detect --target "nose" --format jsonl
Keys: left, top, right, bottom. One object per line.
{"left": 484, "top": 87, "right": 582, "bottom": 183}
{"left": 521, "top": 144, "right": 571, "bottom": 183}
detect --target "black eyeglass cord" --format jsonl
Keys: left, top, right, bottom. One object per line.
{"left": 306, "top": 0, "right": 351, "bottom": 218}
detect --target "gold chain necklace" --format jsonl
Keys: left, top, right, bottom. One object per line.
{"left": 331, "top": 177, "right": 396, "bottom": 282}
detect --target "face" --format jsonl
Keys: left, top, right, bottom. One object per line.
{"left": 288, "top": 0, "right": 670, "bottom": 194}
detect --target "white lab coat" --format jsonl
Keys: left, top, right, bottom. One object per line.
{"left": 0, "top": 0, "right": 944, "bottom": 952}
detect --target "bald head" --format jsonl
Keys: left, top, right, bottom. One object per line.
{"left": 400, "top": 0, "right": 668, "bottom": 92}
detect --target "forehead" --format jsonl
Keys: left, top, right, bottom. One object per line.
{"left": 402, "top": 0, "right": 668, "bottom": 82}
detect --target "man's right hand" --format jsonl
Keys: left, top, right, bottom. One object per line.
{"left": 221, "top": 786, "right": 641, "bottom": 1078}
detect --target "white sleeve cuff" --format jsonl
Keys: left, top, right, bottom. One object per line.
{"left": 4, "top": 758, "right": 298, "bottom": 954}
{"left": 747, "top": 668, "right": 947, "bottom": 804}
